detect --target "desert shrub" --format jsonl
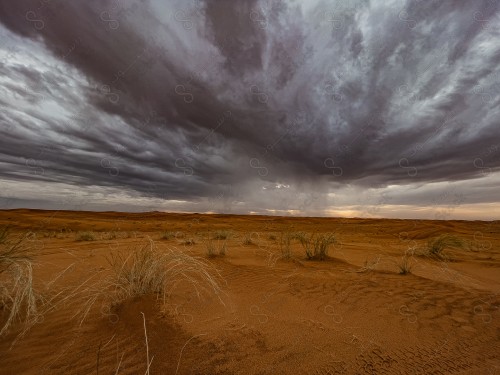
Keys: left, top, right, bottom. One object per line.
{"left": 213, "top": 230, "right": 232, "bottom": 240}
{"left": 0, "top": 235, "right": 41, "bottom": 337}
{"left": 298, "top": 232, "right": 336, "bottom": 260}
{"left": 425, "top": 234, "right": 466, "bottom": 258}
{"left": 76, "top": 231, "right": 96, "bottom": 241}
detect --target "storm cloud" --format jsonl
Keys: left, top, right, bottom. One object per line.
{"left": 0, "top": 0, "right": 499, "bottom": 219}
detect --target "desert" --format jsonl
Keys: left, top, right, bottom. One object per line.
{"left": 1, "top": 1, "right": 500, "bottom": 373}
{"left": 0, "top": 209, "right": 498, "bottom": 374}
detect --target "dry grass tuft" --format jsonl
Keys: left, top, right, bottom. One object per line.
{"left": 397, "top": 255, "right": 413, "bottom": 275}
{"left": 181, "top": 238, "right": 196, "bottom": 246}
{"left": 74, "top": 240, "right": 225, "bottom": 324}
{"left": 297, "top": 232, "right": 336, "bottom": 260}
{"left": 0, "top": 232, "right": 42, "bottom": 337}
{"left": 424, "top": 234, "right": 466, "bottom": 259}
{"left": 204, "top": 234, "right": 227, "bottom": 258}
{"left": 108, "top": 240, "right": 223, "bottom": 304}
{"left": 242, "top": 232, "right": 254, "bottom": 245}
{"left": 161, "top": 231, "right": 176, "bottom": 240}
{"left": 0, "top": 226, "right": 9, "bottom": 244}
{"left": 106, "top": 231, "right": 118, "bottom": 240}
{"left": 278, "top": 231, "right": 293, "bottom": 260}
{"left": 212, "top": 230, "right": 232, "bottom": 240}
{"left": 76, "top": 231, "right": 96, "bottom": 241}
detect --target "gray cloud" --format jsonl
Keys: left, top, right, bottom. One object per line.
{"left": 0, "top": 0, "right": 499, "bottom": 218}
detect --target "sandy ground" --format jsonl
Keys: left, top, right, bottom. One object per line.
{"left": 0, "top": 209, "right": 499, "bottom": 374}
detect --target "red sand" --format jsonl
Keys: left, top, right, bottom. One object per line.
{"left": 0, "top": 209, "right": 499, "bottom": 374}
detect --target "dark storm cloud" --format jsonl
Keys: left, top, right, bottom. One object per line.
{"left": 0, "top": 0, "right": 499, "bottom": 210}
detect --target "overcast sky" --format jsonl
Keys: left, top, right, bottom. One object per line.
{"left": 0, "top": 0, "right": 499, "bottom": 220}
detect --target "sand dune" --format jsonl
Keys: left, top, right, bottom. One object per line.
{"left": 0, "top": 209, "right": 499, "bottom": 374}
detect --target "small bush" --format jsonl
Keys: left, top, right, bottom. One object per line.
{"left": 298, "top": 232, "right": 336, "bottom": 260}
{"left": 76, "top": 231, "right": 96, "bottom": 241}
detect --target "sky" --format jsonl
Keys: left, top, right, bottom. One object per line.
{"left": 0, "top": 0, "right": 499, "bottom": 220}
